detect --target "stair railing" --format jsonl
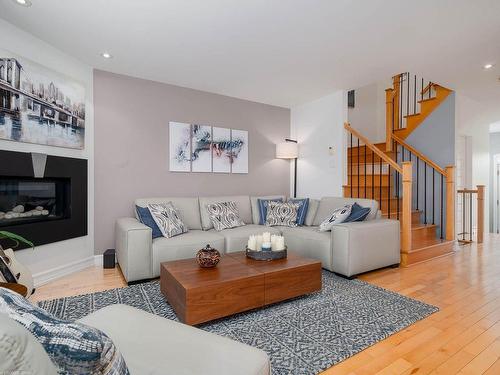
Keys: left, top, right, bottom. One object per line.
{"left": 391, "top": 133, "right": 455, "bottom": 241}
{"left": 344, "top": 123, "right": 413, "bottom": 254}
{"left": 386, "top": 72, "right": 436, "bottom": 152}
{"left": 457, "top": 186, "right": 485, "bottom": 244}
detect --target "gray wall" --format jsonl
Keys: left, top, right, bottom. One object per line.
{"left": 94, "top": 70, "right": 290, "bottom": 254}
{"left": 405, "top": 93, "right": 455, "bottom": 237}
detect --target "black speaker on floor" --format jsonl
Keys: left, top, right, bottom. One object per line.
{"left": 103, "top": 249, "right": 116, "bottom": 269}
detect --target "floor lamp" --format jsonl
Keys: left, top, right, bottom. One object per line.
{"left": 276, "top": 139, "right": 298, "bottom": 198}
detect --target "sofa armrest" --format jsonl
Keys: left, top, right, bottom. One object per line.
{"left": 115, "top": 218, "right": 153, "bottom": 283}
{"left": 330, "top": 219, "right": 400, "bottom": 277}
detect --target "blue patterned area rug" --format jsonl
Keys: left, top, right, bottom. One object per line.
{"left": 38, "top": 271, "right": 437, "bottom": 375}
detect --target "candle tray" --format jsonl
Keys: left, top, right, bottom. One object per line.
{"left": 245, "top": 246, "right": 287, "bottom": 261}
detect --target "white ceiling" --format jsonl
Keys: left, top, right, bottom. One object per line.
{"left": 1, "top": 0, "right": 499, "bottom": 110}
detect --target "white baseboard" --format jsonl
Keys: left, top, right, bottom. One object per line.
{"left": 94, "top": 254, "right": 103, "bottom": 267}
{"left": 33, "top": 256, "right": 96, "bottom": 287}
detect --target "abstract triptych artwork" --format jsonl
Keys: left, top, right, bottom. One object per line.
{"left": 169, "top": 122, "right": 248, "bottom": 174}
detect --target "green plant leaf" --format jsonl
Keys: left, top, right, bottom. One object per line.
{"left": 0, "top": 231, "right": 34, "bottom": 249}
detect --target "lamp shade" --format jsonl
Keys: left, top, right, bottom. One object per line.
{"left": 276, "top": 142, "right": 298, "bottom": 159}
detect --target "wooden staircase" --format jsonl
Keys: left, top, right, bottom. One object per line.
{"left": 344, "top": 118, "right": 455, "bottom": 266}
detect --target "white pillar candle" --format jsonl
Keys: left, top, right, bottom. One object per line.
{"left": 274, "top": 236, "right": 285, "bottom": 251}
{"left": 256, "top": 235, "right": 263, "bottom": 251}
{"left": 247, "top": 236, "right": 256, "bottom": 250}
{"left": 271, "top": 235, "right": 277, "bottom": 251}
{"left": 262, "top": 232, "right": 271, "bottom": 243}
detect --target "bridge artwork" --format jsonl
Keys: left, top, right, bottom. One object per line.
{"left": 0, "top": 50, "right": 85, "bottom": 149}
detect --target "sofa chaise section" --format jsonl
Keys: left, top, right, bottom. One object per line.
{"left": 80, "top": 304, "right": 270, "bottom": 375}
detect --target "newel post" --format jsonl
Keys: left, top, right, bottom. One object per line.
{"left": 385, "top": 89, "right": 393, "bottom": 152}
{"left": 445, "top": 166, "right": 455, "bottom": 241}
{"left": 401, "top": 162, "right": 412, "bottom": 256}
{"left": 477, "top": 185, "right": 485, "bottom": 244}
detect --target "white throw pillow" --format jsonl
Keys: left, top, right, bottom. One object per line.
{"left": 319, "top": 205, "right": 352, "bottom": 232}
{"left": 147, "top": 202, "right": 188, "bottom": 238}
{"left": 206, "top": 201, "right": 245, "bottom": 231}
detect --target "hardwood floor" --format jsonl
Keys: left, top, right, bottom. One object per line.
{"left": 31, "top": 234, "right": 500, "bottom": 374}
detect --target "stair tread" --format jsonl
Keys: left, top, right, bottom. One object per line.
{"left": 404, "top": 113, "right": 421, "bottom": 118}
{"left": 418, "top": 97, "right": 437, "bottom": 104}
{"left": 411, "top": 223, "right": 438, "bottom": 230}
{"left": 410, "top": 237, "right": 451, "bottom": 251}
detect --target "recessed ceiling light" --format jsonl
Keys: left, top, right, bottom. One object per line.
{"left": 484, "top": 63, "right": 494, "bottom": 70}
{"left": 12, "top": 0, "right": 32, "bottom": 7}
{"left": 101, "top": 52, "right": 113, "bottom": 59}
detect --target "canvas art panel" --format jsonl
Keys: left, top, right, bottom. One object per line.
{"left": 169, "top": 122, "right": 191, "bottom": 172}
{"left": 212, "top": 127, "right": 232, "bottom": 173}
{"left": 231, "top": 129, "right": 248, "bottom": 174}
{"left": 0, "top": 49, "right": 86, "bottom": 149}
{"left": 191, "top": 124, "right": 212, "bottom": 172}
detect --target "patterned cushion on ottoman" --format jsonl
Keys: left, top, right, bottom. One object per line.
{"left": 0, "top": 287, "right": 129, "bottom": 375}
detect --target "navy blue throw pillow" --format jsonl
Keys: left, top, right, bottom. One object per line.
{"left": 344, "top": 202, "right": 371, "bottom": 223}
{"left": 135, "top": 205, "right": 163, "bottom": 239}
{"left": 287, "top": 198, "right": 309, "bottom": 226}
{"left": 257, "top": 198, "right": 283, "bottom": 225}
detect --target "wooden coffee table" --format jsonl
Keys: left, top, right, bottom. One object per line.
{"left": 160, "top": 251, "right": 322, "bottom": 325}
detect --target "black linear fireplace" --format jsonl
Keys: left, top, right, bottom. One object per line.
{"left": 0, "top": 150, "right": 87, "bottom": 250}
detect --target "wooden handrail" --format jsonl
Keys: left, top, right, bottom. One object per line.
{"left": 345, "top": 123, "right": 402, "bottom": 173}
{"left": 391, "top": 133, "right": 446, "bottom": 176}
{"left": 421, "top": 82, "right": 433, "bottom": 96}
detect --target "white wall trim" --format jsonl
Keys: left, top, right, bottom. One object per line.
{"left": 33, "top": 256, "right": 95, "bottom": 287}
{"left": 94, "top": 254, "right": 103, "bottom": 267}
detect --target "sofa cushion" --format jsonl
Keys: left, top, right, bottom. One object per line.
{"left": 206, "top": 201, "right": 246, "bottom": 231}
{"left": 265, "top": 201, "right": 299, "bottom": 227}
{"left": 151, "top": 230, "right": 225, "bottom": 277}
{"left": 313, "top": 197, "right": 378, "bottom": 226}
{"left": 215, "top": 224, "right": 281, "bottom": 253}
{"left": 148, "top": 203, "right": 188, "bottom": 238}
{"left": 0, "top": 313, "right": 58, "bottom": 375}
{"left": 250, "top": 196, "right": 285, "bottom": 224}
{"left": 199, "top": 196, "right": 252, "bottom": 230}
{"left": 280, "top": 226, "right": 332, "bottom": 270}
{"left": 305, "top": 198, "right": 320, "bottom": 226}
{"left": 79, "top": 304, "right": 270, "bottom": 375}
{"left": 135, "top": 197, "right": 202, "bottom": 230}
{"left": 0, "top": 288, "right": 129, "bottom": 375}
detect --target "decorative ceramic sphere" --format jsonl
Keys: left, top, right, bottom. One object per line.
{"left": 196, "top": 244, "right": 221, "bottom": 268}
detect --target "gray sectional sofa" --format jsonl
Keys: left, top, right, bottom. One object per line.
{"left": 115, "top": 195, "right": 400, "bottom": 283}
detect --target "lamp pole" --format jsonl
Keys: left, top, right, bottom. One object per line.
{"left": 285, "top": 138, "right": 298, "bottom": 198}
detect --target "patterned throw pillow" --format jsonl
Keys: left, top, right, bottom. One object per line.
{"left": 147, "top": 202, "right": 188, "bottom": 238}
{"left": 265, "top": 201, "right": 300, "bottom": 227}
{"left": 257, "top": 198, "right": 283, "bottom": 225}
{"left": 319, "top": 205, "right": 352, "bottom": 232}
{"left": 135, "top": 205, "right": 163, "bottom": 239}
{"left": 0, "top": 287, "right": 129, "bottom": 375}
{"left": 206, "top": 201, "right": 245, "bottom": 231}
{"left": 287, "top": 198, "right": 310, "bottom": 226}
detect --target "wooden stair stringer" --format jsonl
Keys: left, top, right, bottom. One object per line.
{"left": 393, "top": 85, "right": 452, "bottom": 139}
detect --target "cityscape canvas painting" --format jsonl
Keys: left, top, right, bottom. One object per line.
{"left": 168, "top": 122, "right": 248, "bottom": 173}
{"left": 0, "top": 50, "right": 86, "bottom": 149}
